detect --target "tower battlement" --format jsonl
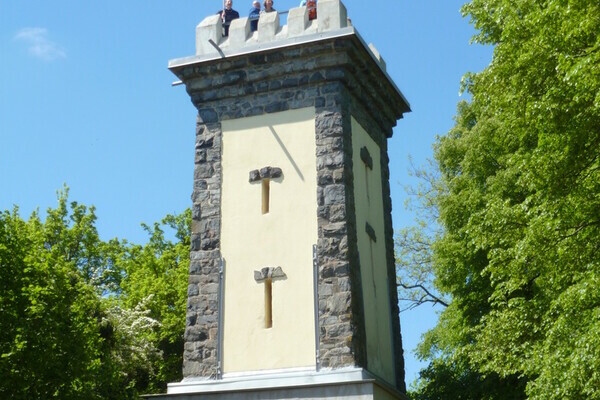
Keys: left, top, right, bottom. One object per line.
{"left": 170, "top": 0, "right": 387, "bottom": 75}
{"left": 196, "top": 0, "right": 347, "bottom": 56}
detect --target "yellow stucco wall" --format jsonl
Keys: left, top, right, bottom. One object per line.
{"left": 351, "top": 117, "right": 395, "bottom": 384}
{"left": 220, "top": 108, "right": 318, "bottom": 374}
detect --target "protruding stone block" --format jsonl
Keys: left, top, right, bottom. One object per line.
{"left": 254, "top": 266, "right": 287, "bottom": 283}
{"left": 196, "top": 14, "right": 222, "bottom": 55}
{"left": 249, "top": 166, "right": 283, "bottom": 182}
{"left": 258, "top": 10, "right": 280, "bottom": 42}
{"left": 360, "top": 146, "right": 373, "bottom": 169}
{"left": 368, "top": 43, "right": 387, "bottom": 71}
{"left": 288, "top": 6, "right": 309, "bottom": 37}
{"left": 229, "top": 17, "right": 251, "bottom": 50}
{"left": 317, "top": 0, "right": 348, "bottom": 33}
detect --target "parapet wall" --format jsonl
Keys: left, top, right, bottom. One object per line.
{"left": 196, "top": 0, "right": 378, "bottom": 63}
{"left": 171, "top": 0, "right": 390, "bottom": 79}
{"left": 197, "top": 0, "right": 346, "bottom": 56}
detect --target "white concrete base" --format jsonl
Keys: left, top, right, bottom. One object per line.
{"left": 143, "top": 368, "right": 407, "bottom": 400}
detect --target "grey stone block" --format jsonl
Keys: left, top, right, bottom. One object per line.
{"left": 360, "top": 146, "right": 373, "bottom": 169}
{"left": 254, "top": 266, "right": 287, "bottom": 282}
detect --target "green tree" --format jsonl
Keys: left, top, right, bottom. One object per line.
{"left": 397, "top": 159, "right": 525, "bottom": 400}
{"left": 0, "top": 194, "right": 107, "bottom": 399}
{"left": 0, "top": 190, "right": 190, "bottom": 398}
{"left": 403, "top": 0, "right": 600, "bottom": 398}
{"left": 411, "top": 357, "right": 526, "bottom": 400}
{"left": 116, "top": 210, "right": 191, "bottom": 393}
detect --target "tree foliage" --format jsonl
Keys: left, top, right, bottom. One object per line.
{"left": 0, "top": 202, "right": 105, "bottom": 399}
{"left": 411, "top": 357, "right": 526, "bottom": 400}
{"left": 0, "top": 189, "right": 190, "bottom": 398}
{"left": 404, "top": 0, "right": 600, "bottom": 398}
{"left": 116, "top": 210, "right": 190, "bottom": 392}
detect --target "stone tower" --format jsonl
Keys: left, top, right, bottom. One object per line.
{"left": 160, "top": 1, "right": 411, "bottom": 398}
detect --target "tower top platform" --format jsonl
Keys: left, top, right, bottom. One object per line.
{"left": 168, "top": 0, "right": 410, "bottom": 117}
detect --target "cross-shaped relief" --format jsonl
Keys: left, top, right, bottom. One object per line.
{"left": 361, "top": 146, "right": 379, "bottom": 299}
{"left": 249, "top": 167, "right": 283, "bottom": 214}
{"left": 254, "top": 266, "right": 287, "bottom": 328}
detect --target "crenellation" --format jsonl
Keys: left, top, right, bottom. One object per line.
{"left": 196, "top": 14, "right": 223, "bottom": 55}
{"left": 257, "top": 11, "right": 280, "bottom": 42}
{"left": 193, "top": 0, "right": 351, "bottom": 58}
{"left": 368, "top": 43, "right": 386, "bottom": 71}
{"left": 316, "top": 0, "right": 348, "bottom": 33}
{"left": 228, "top": 17, "right": 250, "bottom": 48}
{"left": 288, "top": 6, "right": 309, "bottom": 36}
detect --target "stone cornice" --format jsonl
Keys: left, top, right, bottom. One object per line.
{"left": 170, "top": 33, "right": 410, "bottom": 136}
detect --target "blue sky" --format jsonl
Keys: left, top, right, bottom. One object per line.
{"left": 0, "top": 0, "right": 492, "bottom": 386}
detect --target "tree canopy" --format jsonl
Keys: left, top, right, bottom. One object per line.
{"left": 401, "top": 0, "right": 600, "bottom": 398}
{"left": 0, "top": 189, "right": 190, "bottom": 399}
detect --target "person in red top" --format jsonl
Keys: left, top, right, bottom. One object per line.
{"left": 299, "top": 0, "right": 316, "bottom": 20}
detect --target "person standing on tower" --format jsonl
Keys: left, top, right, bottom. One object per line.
{"left": 217, "top": 0, "right": 240, "bottom": 37}
{"left": 263, "top": 0, "right": 276, "bottom": 13}
{"left": 249, "top": 0, "right": 261, "bottom": 32}
{"left": 299, "top": 0, "right": 317, "bottom": 20}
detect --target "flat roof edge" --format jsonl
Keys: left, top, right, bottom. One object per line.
{"left": 168, "top": 26, "right": 409, "bottom": 113}
{"left": 168, "top": 27, "right": 356, "bottom": 70}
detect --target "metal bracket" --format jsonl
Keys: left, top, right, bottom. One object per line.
{"left": 208, "top": 39, "right": 226, "bottom": 58}
{"left": 313, "top": 244, "right": 321, "bottom": 372}
{"left": 216, "top": 258, "right": 225, "bottom": 380}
